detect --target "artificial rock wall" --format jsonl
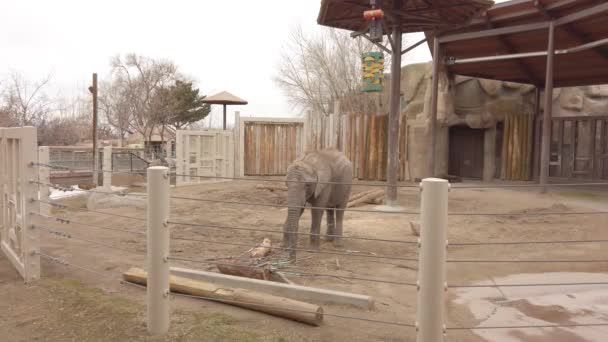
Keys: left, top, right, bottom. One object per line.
{"left": 399, "top": 62, "right": 608, "bottom": 180}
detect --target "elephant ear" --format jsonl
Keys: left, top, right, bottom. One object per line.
{"left": 314, "top": 167, "right": 331, "bottom": 199}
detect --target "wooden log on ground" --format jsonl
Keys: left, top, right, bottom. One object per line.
{"left": 170, "top": 266, "right": 374, "bottom": 309}
{"left": 347, "top": 189, "right": 384, "bottom": 208}
{"left": 217, "top": 263, "right": 271, "bottom": 280}
{"left": 256, "top": 184, "right": 287, "bottom": 192}
{"left": 348, "top": 189, "right": 377, "bottom": 202}
{"left": 123, "top": 267, "right": 324, "bottom": 326}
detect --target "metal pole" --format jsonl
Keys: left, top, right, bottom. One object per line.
{"left": 103, "top": 146, "right": 112, "bottom": 191}
{"left": 223, "top": 104, "right": 227, "bottom": 130}
{"left": 428, "top": 36, "right": 441, "bottom": 177}
{"left": 147, "top": 166, "right": 170, "bottom": 335}
{"left": 532, "top": 87, "right": 541, "bottom": 181}
{"left": 416, "top": 178, "right": 448, "bottom": 342}
{"left": 540, "top": 22, "right": 555, "bottom": 193}
{"left": 91, "top": 73, "right": 99, "bottom": 186}
{"left": 386, "top": 21, "right": 402, "bottom": 206}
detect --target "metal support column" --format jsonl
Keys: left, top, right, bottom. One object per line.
{"left": 428, "top": 37, "right": 441, "bottom": 177}
{"left": 386, "top": 21, "right": 402, "bottom": 206}
{"left": 540, "top": 22, "right": 555, "bottom": 193}
{"left": 223, "top": 104, "right": 227, "bottom": 130}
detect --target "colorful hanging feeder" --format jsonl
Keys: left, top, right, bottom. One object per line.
{"left": 361, "top": 51, "right": 384, "bottom": 92}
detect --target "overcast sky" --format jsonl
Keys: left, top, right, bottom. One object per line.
{"left": 2, "top": 1, "right": 507, "bottom": 127}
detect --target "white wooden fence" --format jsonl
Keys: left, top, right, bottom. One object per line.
{"left": 175, "top": 129, "right": 234, "bottom": 186}
{"left": 0, "top": 126, "right": 40, "bottom": 282}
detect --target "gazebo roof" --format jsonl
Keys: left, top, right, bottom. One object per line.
{"left": 201, "top": 91, "right": 248, "bottom": 105}
{"left": 433, "top": 0, "right": 608, "bottom": 87}
{"left": 317, "top": 0, "right": 494, "bottom": 33}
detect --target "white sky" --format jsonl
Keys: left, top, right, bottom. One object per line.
{"left": 1, "top": 0, "right": 505, "bottom": 127}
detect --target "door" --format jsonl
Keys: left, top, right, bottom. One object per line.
{"left": 448, "top": 126, "right": 484, "bottom": 179}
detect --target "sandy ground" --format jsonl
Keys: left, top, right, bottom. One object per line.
{"left": 1, "top": 179, "right": 607, "bottom": 341}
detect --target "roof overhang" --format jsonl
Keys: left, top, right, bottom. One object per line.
{"left": 317, "top": 0, "right": 494, "bottom": 34}
{"left": 433, "top": 0, "right": 608, "bottom": 88}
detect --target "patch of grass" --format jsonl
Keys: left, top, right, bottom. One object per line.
{"left": 35, "top": 277, "right": 284, "bottom": 342}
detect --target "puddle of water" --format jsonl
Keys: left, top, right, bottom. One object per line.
{"left": 452, "top": 272, "right": 608, "bottom": 342}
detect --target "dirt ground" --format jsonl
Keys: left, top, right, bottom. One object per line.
{"left": 1, "top": 179, "right": 607, "bottom": 341}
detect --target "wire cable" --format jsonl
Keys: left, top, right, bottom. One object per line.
{"left": 448, "top": 282, "right": 608, "bottom": 288}
{"left": 33, "top": 212, "right": 146, "bottom": 236}
{"left": 173, "top": 173, "right": 418, "bottom": 188}
{"left": 38, "top": 252, "right": 415, "bottom": 328}
{"left": 36, "top": 225, "right": 146, "bottom": 256}
{"left": 169, "top": 195, "right": 418, "bottom": 215}
{"left": 34, "top": 199, "right": 146, "bottom": 221}
{"left": 449, "top": 239, "right": 608, "bottom": 246}
{"left": 168, "top": 220, "right": 418, "bottom": 245}
{"left": 447, "top": 258, "right": 608, "bottom": 263}
{"left": 170, "top": 256, "right": 416, "bottom": 286}
{"left": 448, "top": 210, "right": 608, "bottom": 216}
{"left": 447, "top": 323, "right": 608, "bottom": 330}
{"left": 170, "top": 235, "right": 417, "bottom": 262}
{"left": 453, "top": 182, "right": 608, "bottom": 189}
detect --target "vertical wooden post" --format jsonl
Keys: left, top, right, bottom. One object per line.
{"left": 428, "top": 36, "right": 441, "bottom": 178}
{"left": 223, "top": 104, "right": 227, "bottom": 130}
{"left": 103, "top": 146, "right": 112, "bottom": 190}
{"left": 38, "top": 146, "right": 51, "bottom": 216}
{"left": 386, "top": 21, "right": 402, "bottom": 206}
{"left": 90, "top": 73, "right": 99, "bottom": 186}
{"left": 416, "top": 178, "right": 448, "bottom": 342}
{"left": 22, "top": 127, "right": 40, "bottom": 283}
{"left": 532, "top": 87, "right": 542, "bottom": 180}
{"left": 147, "top": 166, "right": 170, "bottom": 335}
{"left": 540, "top": 22, "right": 555, "bottom": 193}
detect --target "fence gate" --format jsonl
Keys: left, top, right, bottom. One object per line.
{"left": 0, "top": 126, "right": 39, "bottom": 282}
{"left": 238, "top": 117, "right": 306, "bottom": 176}
{"left": 175, "top": 130, "right": 234, "bottom": 186}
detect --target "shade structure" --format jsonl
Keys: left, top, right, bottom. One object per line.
{"left": 201, "top": 91, "right": 248, "bottom": 130}
{"left": 317, "top": 0, "right": 494, "bottom": 207}
{"left": 432, "top": 0, "right": 608, "bottom": 88}
{"left": 317, "top": 0, "right": 494, "bottom": 33}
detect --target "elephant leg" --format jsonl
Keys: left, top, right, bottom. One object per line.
{"left": 325, "top": 209, "right": 336, "bottom": 241}
{"left": 334, "top": 208, "right": 345, "bottom": 247}
{"left": 310, "top": 208, "right": 324, "bottom": 250}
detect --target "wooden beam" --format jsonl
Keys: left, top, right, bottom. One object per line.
{"left": 555, "top": 1, "right": 608, "bottom": 26}
{"left": 124, "top": 267, "right": 324, "bottom": 326}
{"left": 534, "top": 1, "right": 608, "bottom": 61}
{"left": 439, "top": 21, "right": 550, "bottom": 43}
{"left": 540, "top": 21, "right": 556, "bottom": 193}
{"left": 170, "top": 267, "right": 374, "bottom": 309}
{"left": 484, "top": 16, "right": 541, "bottom": 85}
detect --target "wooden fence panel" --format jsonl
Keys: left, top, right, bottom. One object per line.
{"left": 240, "top": 118, "right": 305, "bottom": 176}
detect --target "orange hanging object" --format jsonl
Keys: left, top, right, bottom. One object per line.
{"left": 363, "top": 9, "right": 384, "bottom": 20}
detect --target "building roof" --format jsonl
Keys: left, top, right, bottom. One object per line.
{"left": 317, "top": 0, "right": 494, "bottom": 33}
{"left": 434, "top": 0, "right": 608, "bottom": 88}
{"left": 201, "top": 91, "right": 248, "bottom": 105}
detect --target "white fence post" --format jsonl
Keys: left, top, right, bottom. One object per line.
{"left": 416, "top": 178, "right": 448, "bottom": 342}
{"left": 38, "top": 146, "right": 51, "bottom": 216}
{"left": 147, "top": 166, "right": 170, "bottom": 335}
{"left": 103, "top": 146, "right": 112, "bottom": 190}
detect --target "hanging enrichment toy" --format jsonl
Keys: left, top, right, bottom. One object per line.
{"left": 361, "top": 51, "right": 384, "bottom": 92}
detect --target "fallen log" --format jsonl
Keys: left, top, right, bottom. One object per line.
{"left": 123, "top": 267, "right": 323, "bottom": 326}
{"left": 171, "top": 267, "right": 374, "bottom": 309}
{"left": 256, "top": 184, "right": 287, "bottom": 192}
{"left": 217, "top": 263, "right": 271, "bottom": 280}
{"left": 347, "top": 189, "right": 384, "bottom": 208}
{"left": 347, "top": 189, "right": 377, "bottom": 202}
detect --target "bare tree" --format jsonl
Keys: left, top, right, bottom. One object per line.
{"left": 107, "top": 54, "right": 178, "bottom": 144}
{"left": 99, "top": 80, "right": 132, "bottom": 146}
{"left": 1, "top": 71, "right": 53, "bottom": 125}
{"left": 275, "top": 24, "right": 394, "bottom": 116}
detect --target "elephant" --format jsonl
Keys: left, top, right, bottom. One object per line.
{"left": 282, "top": 148, "right": 353, "bottom": 259}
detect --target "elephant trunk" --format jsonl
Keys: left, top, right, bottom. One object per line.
{"left": 284, "top": 184, "right": 306, "bottom": 260}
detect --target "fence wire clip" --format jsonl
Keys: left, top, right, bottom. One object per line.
{"left": 163, "top": 289, "right": 170, "bottom": 298}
